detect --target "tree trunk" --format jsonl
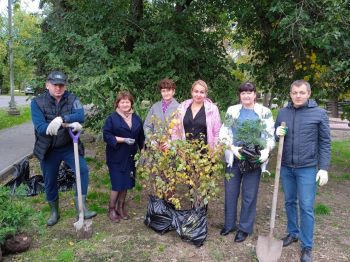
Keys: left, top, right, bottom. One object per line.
{"left": 328, "top": 97, "right": 339, "bottom": 118}
{"left": 125, "top": 0, "right": 144, "bottom": 52}
{"left": 262, "top": 93, "right": 270, "bottom": 107}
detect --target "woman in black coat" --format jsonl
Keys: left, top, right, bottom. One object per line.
{"left": 103, "top": 91, "right": 145, "bottom": 222}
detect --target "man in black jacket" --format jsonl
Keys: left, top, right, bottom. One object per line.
{"left": 275, "top": 80, "right": 331, "bottom": 262}
{"left": 31, "top": 71, "right": 96, "bottom": 226}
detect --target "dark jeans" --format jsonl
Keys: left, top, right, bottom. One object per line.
{"left": 224, "top": 161, "right": 261, "bottom": 234}
{"left": 41, "top": 144, "right": 89, "bottom": 202}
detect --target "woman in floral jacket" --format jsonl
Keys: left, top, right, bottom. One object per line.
{"left": 172, "top": 80, "right": 221, "bottom": 150}
{"left": 219, "top": 82, "right": 275, "bottom": 243}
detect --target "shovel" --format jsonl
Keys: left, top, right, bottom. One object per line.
{"left": 68, "top": 128, "right": 93, "bottom": 239}
{"left": 256, "top": 122, "right": 286, "bottom": 262}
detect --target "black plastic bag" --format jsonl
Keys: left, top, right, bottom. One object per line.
{"left": 26, "top": 175, "right": 45, "bottom": 196}
{"left": 5, "top": 159, "right": 75, "bottom": 196}
{"left": 6, "top": 158, "right": 30, "bottom": 195}
{"left": 144, "top": 195, "right": 176, "bottom": 234}
{"left": 238, "top": 145, "right": 261, "bottom": 174}
{"left": 173, "top": 207, "right": 208, "bottom": 247}
{"left": 57, "top": 163, "right": 75, "bottom": 192}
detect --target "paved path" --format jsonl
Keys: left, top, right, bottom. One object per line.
{"left": 0, "top": 95, "right": 31, "bottom": 108}
{"left": 329, "top": 117, "right": 350, "bottom": 130}
{"left": 0, "top": 121, "right": 34, "bottom": 173}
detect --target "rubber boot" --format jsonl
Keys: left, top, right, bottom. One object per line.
{"left": 47, "top": 199, "right": 60, "bottom": 226}
{"left": 74, "top": 195, "right": 97, "bottom": 219}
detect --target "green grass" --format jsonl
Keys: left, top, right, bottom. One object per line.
{"left": 332, "top": 173, "right": 350, "bottom": 181}
{"left": 56, "top": 250, "right": 74, "bottom": 261}
{"left": 331, "top": 140, "right": 350, "bottom": 166}
{"left": 85, "top": 157, "right": 104, "bottom": 170}
{"left": 315, "top": 203, "right": 331, "bottom": 215}
{"left": 0, "top": 106, "right": 31, "bottom": 130}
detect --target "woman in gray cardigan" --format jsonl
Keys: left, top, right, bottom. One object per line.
{"left": 143, "top": 78, "right": 179, "bottom": 150}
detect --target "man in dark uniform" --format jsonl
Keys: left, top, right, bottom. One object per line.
{"left": 31, "top": 71, "right": 96, "bottom": 226}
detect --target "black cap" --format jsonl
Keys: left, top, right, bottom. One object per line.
{"left": 47, "top": 71, "right": 67, "bottom": 85}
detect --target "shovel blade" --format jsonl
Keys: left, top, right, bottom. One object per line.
{"left": 256, "top": 235, "right": 283, "bottom": 262}
{"left": 74, "top": 219, "right": 93, "bottom": 239}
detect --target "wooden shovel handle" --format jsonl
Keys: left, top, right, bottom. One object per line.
{"left": 269, "top": 122, "right": 286, "bottom": 237}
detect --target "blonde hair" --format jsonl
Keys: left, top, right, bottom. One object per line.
{"left": 191, "top": 79, "right": 208, "bottom": 93}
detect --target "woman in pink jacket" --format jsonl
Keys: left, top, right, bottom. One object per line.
{"left": 172, "top": 80, "right": 221, "bottom": 149}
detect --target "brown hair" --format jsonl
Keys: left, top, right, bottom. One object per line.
{"left": 158, "top": 78, "right": 176, "bottom": 91}
{"left": 114, "top": 91, "right": 134, "bottom": 109}
{"left": 191, "top": 79, "right": 208, "bottom": 93}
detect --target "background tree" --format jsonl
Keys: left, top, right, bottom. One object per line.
{"left": 229, "top": 0, "right": 350, "bottom": 117}
{"left": 33, "top": 0, "right": 239, "bottom": 130}
{"left": 0, "top": 2, "right": 41, "bottom": 94}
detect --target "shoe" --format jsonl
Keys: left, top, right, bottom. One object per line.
{"left": 282, "top": 234, "right": 298, "bottom": 247}
{"left": 220, "top": 228, "right": 236, "bottom": 236}
{"left": 300, "top": 248, "right": 312, "bottom": 262}
{"left": 107, "top": 207, "right": 120, "bottom": 223}
{"left": 116, "top": 201, "right": 130, "bottom": 220}
{"left": 234, "top": 230, "right": 248, "bottom": 243}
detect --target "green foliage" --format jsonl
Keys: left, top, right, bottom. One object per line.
{"left": 235, "top": 119, "right": 266, "bottom": 149}
{"left": 314, "top": 203, "right": 331, "bottom": 215}
{"left": 0, "top": 185, "right": 34, "bottom": 244}
{"left": 223, "top": 110, "right": 273, "bottom": 148}
{"left": 341, "top": 103, "right": 350, "bottom": 124}
{"left": 33, "top": 0, "right": 238, "bottom": 130}
{"left": 136, "top": 115, "right": 225, "bottom": 209}
{"left": 0, "top": 106, "right": 31, "bottom": 130}
{"left": 230, "top": 0, "right": 350, "bottom": 110}
{"left": 0, "top": 4, "right": 41, "bottom": 94}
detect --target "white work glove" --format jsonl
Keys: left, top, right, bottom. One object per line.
{"left": 46, "top": 116, "right": 63, "bottom": 136}
{"left": 316, "top": 169, "right": 328, "bottom": 186}
{"left": 231, "top": 145, "right": 244, "bottom": 160}
{"left": 68, "top": 122, "right": 82, "bottom": 132}
{"left": 276, "top": 126, "right": 288, "bottom": 137}
{"left": 124, "top": 138, "right": 135, "bottom": 145}
{"left": 258, "top": 148, "right": 270, "bottom": 163}
{"left": 225, "top": 149, "right": 234, "bottom": 168}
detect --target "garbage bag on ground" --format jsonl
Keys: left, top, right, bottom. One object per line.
{"left": 57, "top": 163, "right": 75, "bottom": 192}
{"left": 26, "top": 175, "right": 45, "bottom": 196}
{"left": 144, "top": 195, "right": 175, "bottom": 234}
{"left": 5, "top": 158, "right": 30, "bottom": 195}
{"left": 173, "top": 206, "right": 208, "bottom": 247}
{"left": 144, "top": 195, "right": 208, "bottom": 246}
{"left": 5, "top": 158, "right": 75, "bottom": 196}
{"left": 238, "top": 145, "right": 261, "bottom": 174}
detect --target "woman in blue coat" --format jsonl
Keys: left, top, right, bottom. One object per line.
{"left": 103, "top": 91, "right": 145, "bottom": 222}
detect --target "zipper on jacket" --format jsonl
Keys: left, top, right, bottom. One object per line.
{"left": 292, "top": 108, "right": 296, "bottom": 166}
